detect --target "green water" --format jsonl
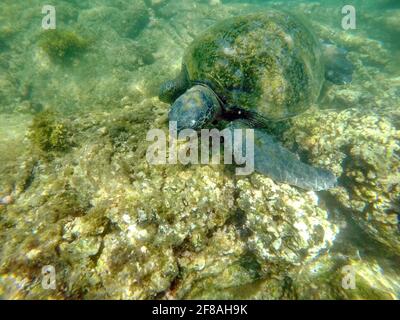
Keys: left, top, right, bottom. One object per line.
{"left": 0, "top": 0, "right": 399, "bottom": 299}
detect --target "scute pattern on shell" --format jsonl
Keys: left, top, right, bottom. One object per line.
{"left": 183, "top": 11, "right": 324, "bottom": 120}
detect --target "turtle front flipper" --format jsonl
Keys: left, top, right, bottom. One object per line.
{"left": 321, "top": 41, "right": 354, "bottom": 85}
{"left": 230, "top": 120, "right": 337, "bottom": 191}
{"left": 159, "top": 66, "right": 190, "bottom": 104}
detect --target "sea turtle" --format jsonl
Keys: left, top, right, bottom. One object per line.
{"left": 159, "top": 10, "right": 354, "bottom": 191}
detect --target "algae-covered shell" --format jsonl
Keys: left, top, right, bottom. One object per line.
{"left": 183, "top": 11, "right": 324, "bottom": 120}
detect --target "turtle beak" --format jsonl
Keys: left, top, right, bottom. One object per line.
{"left": 168, "top": 103, "right": 186, "bottom": 132}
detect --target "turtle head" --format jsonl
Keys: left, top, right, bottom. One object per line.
{"left": 322, "top": 43, "right": 354, "bottom": 85}
{"left": 168, "top": 85, "right": 222, "bottom": 131}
